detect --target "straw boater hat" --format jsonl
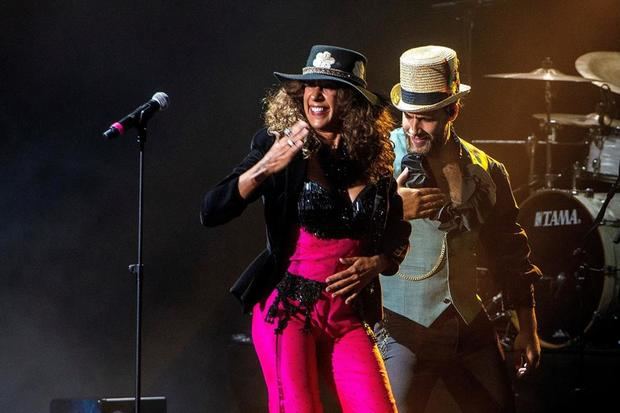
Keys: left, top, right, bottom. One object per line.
{"left": 391, "top": 45, "right": 471, "bottom": 113}
{"left": 274, "top": 44, "right": 379, "bottom": 105}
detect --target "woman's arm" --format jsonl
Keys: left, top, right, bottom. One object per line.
{"left": 201, "top": 123, "right": 308, "bottom": 227}
{"left": 325, "top": 177, "right": 412, "bottom": 303}
{"left": 237, "top": 122, "right": 307, "bottom": 199}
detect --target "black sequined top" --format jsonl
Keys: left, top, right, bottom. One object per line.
{"left": 297, "top": 180, "right": 375, "bottom": 240}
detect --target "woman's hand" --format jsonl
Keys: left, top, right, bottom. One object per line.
{"left": 325, "top": 254, "right": 391, "bottom": 304}
{"left": 396, "top": 169, "right": 447, "bottom": 220}
{"left": 238, "top": 120, "right": 309, "bottom": 198}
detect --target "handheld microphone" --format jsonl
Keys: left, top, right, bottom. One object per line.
{"left": 401, "top": 152, "right": 437, "bottom": 188}
{"left": 103, "top": 92, "right": 170, "bottom": 139}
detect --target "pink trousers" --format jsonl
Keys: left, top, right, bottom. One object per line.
{"left": 252, "top": 286, "right": 397, "bottom": 413}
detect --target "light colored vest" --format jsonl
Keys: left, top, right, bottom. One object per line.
{"left": 382, "top": 128, "right": 488, "bottom": 327}
{"left": 381, "top": 218, "right": 451, "bottom": 326}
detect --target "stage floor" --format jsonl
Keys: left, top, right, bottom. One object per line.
{"left": 227, "top": 333, "right": 620, "bottom": 413}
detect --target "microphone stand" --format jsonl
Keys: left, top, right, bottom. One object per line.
{"left": 430, "top": 0, "right": 478, "bottom": 85}
{"left": 430, "top": 0, "right": 506, "bottom": 85}
{"left": 127, "top": 111, "right": 149, "bottom": 413}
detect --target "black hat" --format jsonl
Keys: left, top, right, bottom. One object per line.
{"left": 274, "top": 44, "right": 379, "bottom": 105}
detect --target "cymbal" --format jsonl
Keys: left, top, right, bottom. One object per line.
{"left": 532, "top": 112, "right": 620, "bottom": 128}
{"left": 575, "top": 51, "right": 620, "bottom": 94}
{"left": 485, "top": 67, "right": 595, "bottom": 82}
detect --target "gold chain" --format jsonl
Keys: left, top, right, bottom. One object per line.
{"left": 397, "top": 234, "right": 447, "bottom": 281}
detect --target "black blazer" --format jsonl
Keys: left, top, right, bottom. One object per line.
{"left": 201, "top": 129, "right": 410, "bottom": 322}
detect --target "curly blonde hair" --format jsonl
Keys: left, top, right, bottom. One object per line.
{"left": 263, "top": 81, "right": 395, "bottom": 182}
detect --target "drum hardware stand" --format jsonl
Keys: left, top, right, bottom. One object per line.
{"left": 476, "top": 267, "right": 516, "bottom": 349}
{"left": 571, "top": 161, "right": 582, "bottom": 194}
{"left": 538, "top": 130, "right": 563, "bottom": 190}
{"left": 541, "top": 57, "right": 559, "bottom": 189}
{"left": 597, "top": 84, "right": 617, "bottom": 131}
{"left": 486, "top": 292, "right": 509, "bottom": 322}
{"left": 508, "top": 134, "right": 543, "bottom": 197}
{"left": 481, "top": 291, "right": 517, "bottom": 350}
{"left": 526, "top": 134, "right": 538, "bottom": 197}
{"left": 589, "top": 131, "right": 604, "bottom": 179}
{"left": 564, "top": 258, "right": 599, "bottom": 407}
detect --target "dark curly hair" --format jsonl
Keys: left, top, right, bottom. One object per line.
{"left": 263, "top": 80, "right": 395, "bottom": 182}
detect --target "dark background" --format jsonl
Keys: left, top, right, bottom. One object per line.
{"left": 1, "top": 1, "right": 619, "bottom": 412}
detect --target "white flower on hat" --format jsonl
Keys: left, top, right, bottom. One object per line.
{"left": 313, "top": 51, "right": 336, "bottom": 68}
{"left": 353, "top": 61, "right": 365, "bottom": 79}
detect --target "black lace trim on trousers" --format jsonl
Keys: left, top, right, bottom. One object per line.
{"left": 265, "top": 272, "right": 326, "bottom": 335}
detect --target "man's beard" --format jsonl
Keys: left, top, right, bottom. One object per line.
{"left": 406, "top": 130, "right": 434, "bottom": 155}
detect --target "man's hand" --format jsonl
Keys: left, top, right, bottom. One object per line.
{"left": 513, "top": 307, "right": 541, "bottom": 377}
{"left": 396, "top": 168, "right": 447, "bottom": 220}
{"left": 325, "top": 255, "right": 390, "bottom": 304}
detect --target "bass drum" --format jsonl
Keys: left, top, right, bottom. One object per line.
{"left": 517, "top": 190, "right": 620, "bottom": 348}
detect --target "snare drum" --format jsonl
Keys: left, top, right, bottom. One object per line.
{"left": 517, "top": 190, "right": 620, "bottom": 348}
{"left": 586, "top": 131, "right": 620, "bottom": 182}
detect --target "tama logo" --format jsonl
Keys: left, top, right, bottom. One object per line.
{"left": 534, "top": 209, "right": 581, "bottom": 227}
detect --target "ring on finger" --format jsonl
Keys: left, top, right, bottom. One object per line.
{"left": 286, "top": 138, "right": 295, "bottom": 147}
{"left": 283, "top": 128, "right": 292, "bottom": 137}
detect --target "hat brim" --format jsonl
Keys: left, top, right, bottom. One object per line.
{"left": 274, "top": 72, "right": 379, "bottom": 106}
{"left": 390, "top": 83, "right": 471, "bottom": 113}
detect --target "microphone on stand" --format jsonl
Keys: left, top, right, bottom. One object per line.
{"left": 103, "top": 92, "right": 170, "bottom": 139}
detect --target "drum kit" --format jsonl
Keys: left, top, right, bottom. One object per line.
{"left": 476, "top": 51, "right": 620, "bottom": 349}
